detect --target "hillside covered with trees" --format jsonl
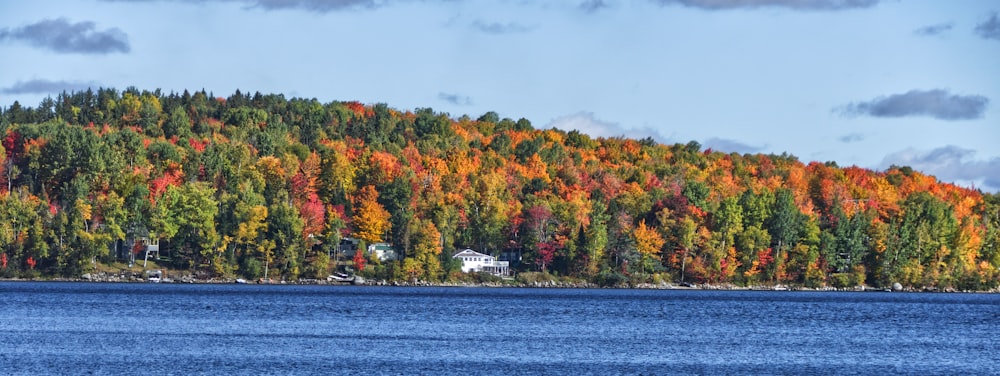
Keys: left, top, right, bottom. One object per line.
{"left": 1, "top": 88, "right": 997, "bottom": 290}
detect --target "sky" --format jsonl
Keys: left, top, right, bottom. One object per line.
{"left": 1, "top": 0, "right": 998, "bottom": 192}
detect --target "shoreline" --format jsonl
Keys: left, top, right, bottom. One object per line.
{"left": 1, "top": 275, "right": 996, "bottom": 293}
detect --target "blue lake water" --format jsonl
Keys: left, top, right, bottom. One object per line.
{"left": 0, "top": 282, "right": 997, "bottom": 375}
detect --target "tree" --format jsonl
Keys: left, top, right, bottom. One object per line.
{"left": 671, "top": 215, "right": 699, "bottom": 282}
{"left": 469, "top": 172, "right": 510, "bottom": 255}
{"left": 766, "top": 189, "right": 800, "bottom": 281}
{"left": 1, "top": 88, "right": 994, "bottom": 288}
{"left": 118, "top": 92, "right": 141, "bottom": 126}
{"left": 714, "top": 196, "right": 744, "bottom": 253}
{"left": 536, "top": 240, "right": 557, "bottom": 272}
{"left": 710, "top": 196, "right": 743, "bottom": 282}
{"left": 267, "top": 189, "right": 305, "bottom": 279}
{"left": 353, "top": 244, "right": 367, "bottom": 271}
{"left": 164, "top": 105, "right": 192, "bottom": 139}
{"left": 408, "top": 218, "right": 443, "bottom": 281}
{"left": 414, "top": 107, "right": 452, "bottom": 139}
{"left": 320, "top": 204, "right": 346, "bottom": 264}
{"left": 152, "top": 182, "right": 219, "bottom": 271}
{"left": 138, "top": 92, "right": 164, "bottom": 136}
{"left": 0, "top": 188, "right": 44, "bottom": 276}
{"left": 633, "top": 219, "right": 664, "bottom": 273}
{"left": 352, "top": 185, "right": 391, "bottom": 244}
{"left": 234, "top": 202, "right": 268, "bottom": 260}
{"left": 402, "top": 257, "right": 422, "bottom": 281}
{"left": 379, "top": 175, "right": 414, "bottom": 255}
{"left": 95, "top": 192, "right": 127, "bottom": 263}
{"left": 581, "top": 201, "right": 610, "bottom": 277}
{"left": 738, "top": 226, "right": 771, "bottom": 283}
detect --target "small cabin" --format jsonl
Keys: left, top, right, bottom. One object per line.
{"left": 452, "top": 249, "right": 509, "bottom": 276}
{"left": 368, "top": 242, "right": 399, "bottom": 262}
{"left": 336, "top": 238, "right": 398, "bottom": 262}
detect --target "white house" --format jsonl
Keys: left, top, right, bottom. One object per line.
{"left": 367, "top": 242, "right": 399, "bottom": 262}
{"left": 452, "top": 249, "right": 509, "bottom": 276}
{"left": 336, "top": 238, "right": 397, "bottom": 262}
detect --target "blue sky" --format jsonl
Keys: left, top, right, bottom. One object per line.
{"left": 1, "top": 0, "right": 998, "bottom": 191}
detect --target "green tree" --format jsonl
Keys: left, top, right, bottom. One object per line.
{"left": 766, "top": 189, "right": 800, "bottom": 281}
{"left": 469, "top": 172, "right": 510, "bottom": 256}
{"left": 267, "top": 189, "right": 305, "bottom": 280}
{"left": 95, "top": 192, "right": 127, "bottom": 263}
{"left": 581, "top": 201, "right": 610, "bottom": 277}
{"left": 164, "top": 105, "right": 192, "bottom": 139}
{"left": 152, "top": 182, "right": 220, "bottom": 271}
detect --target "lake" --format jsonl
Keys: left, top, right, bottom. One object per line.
{"left": 0, "top": 282, "right": 997, "bottom": 375}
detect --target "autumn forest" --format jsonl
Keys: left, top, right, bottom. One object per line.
{"left": 0, "top": 88, "right": 997, "bottom": 290}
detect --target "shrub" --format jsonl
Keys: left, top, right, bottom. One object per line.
{"left": 516, "top": 271, "right": 556, "bottom": 285}
{"left": 830, "top": 273, "right": 852, "bottom": 289}
{"left": 595, "top": 270, "right": 628, "bottom": 287}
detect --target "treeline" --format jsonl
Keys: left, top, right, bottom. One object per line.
{"left": 0, "top": 87, "right": 997, "bottom": 289}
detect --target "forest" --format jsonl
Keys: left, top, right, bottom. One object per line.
{"left": 0, "top": 87, "right": 997, "bottom": 290}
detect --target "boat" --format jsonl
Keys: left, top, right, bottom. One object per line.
{"left": 146, "top": 269, "right": 162, "bottom": 283}
{"left": 328, "top": 272, "right": 365, "bottom": 285}
{"left": 329, "top": 272, "right": 352, "bottom": 282}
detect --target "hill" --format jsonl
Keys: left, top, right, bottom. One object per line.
{"left": 1, "top": 88, "right": 997, "bottom": 289}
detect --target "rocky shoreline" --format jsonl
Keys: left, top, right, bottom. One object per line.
{"left": 2, "top": 272, "right": 997, "bottom": 293}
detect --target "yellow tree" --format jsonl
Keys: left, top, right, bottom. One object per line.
{"left": 352, "top": 185, "right": 390, "bottom": 244}
{"left": 234, "top": 203, "right": 268, "bottom": 256}
{"left": 633, "top": 219, "right": 664, "bottom": 273}
{"left": 402, "top": 257, "right": 423, "bottom": 281}
{"left": 119, "top": 92, "right": 141, "bottom": 126}
{"left": 408, "top": 218, "right": 443, "bottom": 281}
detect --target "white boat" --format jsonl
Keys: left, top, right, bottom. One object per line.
{"left": 328, "top": 273, "right": 365, "bottom": 285}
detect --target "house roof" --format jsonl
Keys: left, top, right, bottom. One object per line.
{"left": 452, "top": 249, "right": 491, "bottom": 259}
{"left": 369, "top": 243, "right": 393, "bottom": 251}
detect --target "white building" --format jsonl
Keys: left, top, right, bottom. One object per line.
{"left": 367, "top": 242, "right": 399, "bottom": 262}
{"left": 453, "top": 249, "right": 509, "bottom": 276}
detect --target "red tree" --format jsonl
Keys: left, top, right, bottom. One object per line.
{"left": 300, "top": 193, "right": 326, "bottom": 240}
{"left": 535, "top": 241, "right": 557, "bottom": 272}
{"left": 757, "top": 248, "right": 774, "bottom": 269}
{"left": 353, "top": 248, "right": 366, "bottom": 271}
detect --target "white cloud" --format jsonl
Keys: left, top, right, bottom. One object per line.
{"left": 702, "top": 137, "right": 766, "bottom": 154}
{"left": 547, "top": 112, "right": 669, "bottom": 144}
{"left": 880, "top": 146, "right": 1000, "bottom": 192}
